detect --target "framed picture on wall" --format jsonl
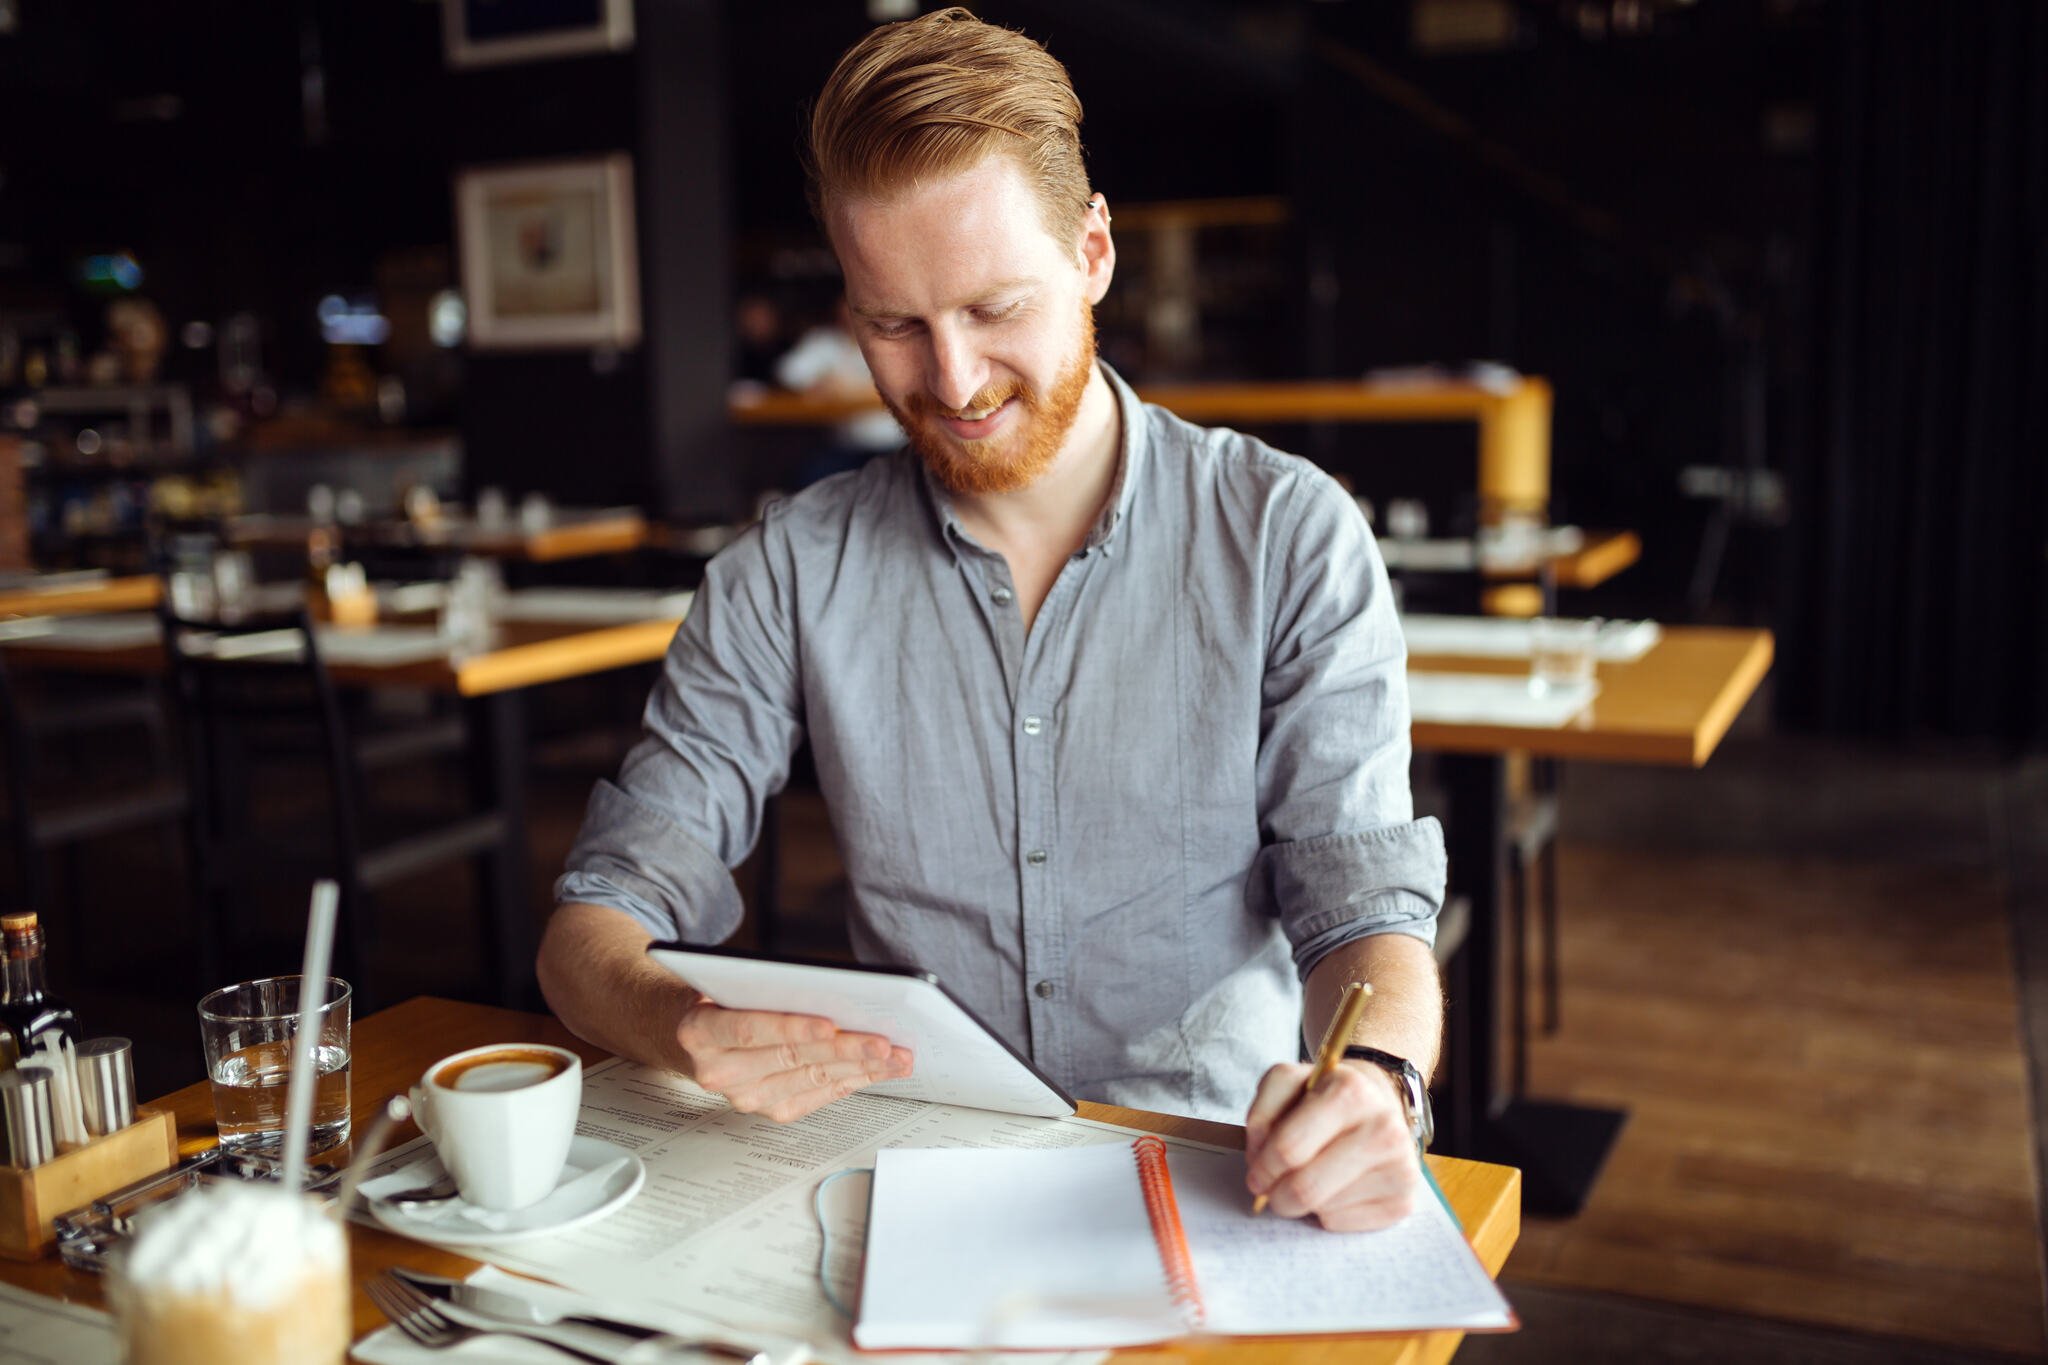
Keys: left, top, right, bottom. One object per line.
{"left": 455, "top": 155, "right": 641, "bottom": 351}
{"left": 443, "top": 0, "right": 633, "bottom": 69}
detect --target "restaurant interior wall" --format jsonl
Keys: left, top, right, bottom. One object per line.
{"left": 1289, "top": 0, "right": 1819, "bottom": 631}
{"left": 5, "top": 0, "right": 2036, "bottom": 746}
{"left": 0, "top": 0, "right": 737, "bottom": 524}
{"left": 1780, "top": 0, "right": 2048, "bottom": 749}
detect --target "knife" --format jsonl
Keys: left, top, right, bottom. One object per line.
{"left": 390, "top": 1267, "right": 773, "bottom": 1363}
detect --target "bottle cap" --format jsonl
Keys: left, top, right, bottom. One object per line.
{"left": 0, "top": 1068, "right": 57, "bottom": 1168}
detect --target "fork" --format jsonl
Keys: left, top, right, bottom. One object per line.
{"left": 366, "top": 1274, "right": 617, "bottom": 1362}
{"left": 369, "top": 1272, "right": 776, "bottom": 1363}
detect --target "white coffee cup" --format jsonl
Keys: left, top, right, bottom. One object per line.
{"left": 409, "top": 1043, "right": 581, "bottom": 1211}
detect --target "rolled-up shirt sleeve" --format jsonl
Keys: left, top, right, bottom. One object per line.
{"left": 554, "top": 511, "right": 806, "bottom": 943}
{"left": 1249, "top": 474, "right": 1446, "bottom": 975}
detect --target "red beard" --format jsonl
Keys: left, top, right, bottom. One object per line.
{"left": 889, "top": 308, "right": 1097, "bottom": 497}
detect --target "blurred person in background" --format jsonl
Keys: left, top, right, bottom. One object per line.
{"left": 774, "top": 297, "right": 905, "bottom": 485}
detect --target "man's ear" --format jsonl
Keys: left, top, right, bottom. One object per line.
{"left": 1078, "top": 196, "right": 1115, "bottom": 306}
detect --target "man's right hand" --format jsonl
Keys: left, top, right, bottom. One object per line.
{"left": 676, "top": 999, "right": 914, "bottom": 1123}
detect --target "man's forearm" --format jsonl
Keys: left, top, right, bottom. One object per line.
{"left": 535, "top": 902, "right": 703, "bottom": 1077}
{"left": 1303, "top": 931, "right": 1443, "bottom": 1078}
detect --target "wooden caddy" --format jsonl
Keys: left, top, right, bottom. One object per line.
{"left": 0, "top": 1108, "right": 177, "bottom": 1260}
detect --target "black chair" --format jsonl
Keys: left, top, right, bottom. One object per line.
{"left": 0, "top": 652, "right": 188, "bottom": 922}
{"left": 160, "top": 605, "right": 508, "bottom": 1001}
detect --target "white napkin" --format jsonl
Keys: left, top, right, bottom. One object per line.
{"left": 359, "top": 1148, "right": 631, "bottom": 1235}
{"left": 496, "top": 588, "right": 695, "bottom": 625}
{"left": 1408, "top": 672, "right": 1600, "bottom": 728}
{"left": 1400, "top": 613, "right": 1663, "bottom": 662}
{"left": 313, "top": 625, "right": 451, "bottom": 666}
{"left": 353, "top": 1266, "right": 813, "bottom": 1365}
{"left": 3, "top": 612, "right": 160, "bottom": 650}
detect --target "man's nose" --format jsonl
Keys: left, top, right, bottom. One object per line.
{"left": 924, "top": 322, "right": 988, "bottom": 412}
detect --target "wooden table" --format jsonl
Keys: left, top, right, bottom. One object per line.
{"left": 1411, "top": 625, "right": 1774, "bottom": 766}
{"left": 1379, "top": 529, "right": 1642, "bottom": 596}
{"left": 734, "top": 375, "right": 1554, "bottom": 520}
{"left": 1411, "top": 626, "right": 1774, "bottom": 1214}
{"left": 227, "top": 507, "right": 651, "bottom": 563}
{"left": 0, "top": 574, "right": 160, "bottom": 619}
{"left": 1, "top": 606, "right": 685, "bottom": 1005}
{"left": 1545, "top": 529, "right": 1641, "bottom": 592}
{"left": 0, "top": 997, "right": 1522, "bottom": 1364}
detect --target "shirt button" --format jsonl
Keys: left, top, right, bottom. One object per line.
{"left": 991, "top": 585, "right": 1014, "bottom": 605}
{"left": 1021, "top": 715, "right": 1043, "bottom": 736}
{"left": 1026, "top": 849, "right": 1048, "bottom": 866}
{"left": 1035, "top": 980, "right": 1056, "bottom": 999}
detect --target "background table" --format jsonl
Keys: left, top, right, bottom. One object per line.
{"left": 733, "top": 376, "right": 1553, "bottom": 524}
{"left": 1, "top": 606, "right": 686, "bottom": 1005}
{"left": 227, "top": 507, "right": 651, "bottom": 563}
{"left": 0, "top": 573, "right": 160, "bottom": 619}
{"left": 0, "top": 997, "right": 1522, "bottom": 1365}
{"left": 1411, "top": 626, "right": 1774, "bottom": 1214}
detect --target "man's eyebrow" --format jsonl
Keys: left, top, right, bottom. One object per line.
{"left": 847, "top": 279, "right": 1039, "bottom": 319}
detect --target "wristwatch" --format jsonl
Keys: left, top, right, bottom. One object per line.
{"left": 1343, "top": 1045, "right": 1435, "bottom": 1151}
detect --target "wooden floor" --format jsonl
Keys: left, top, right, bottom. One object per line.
{"left": 1507, "top": 843, "right": 2044, "bottom": 1358}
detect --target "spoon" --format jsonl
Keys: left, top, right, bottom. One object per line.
{"left": 334, "top": 1095, "right": 459, "bottom": 1211}
{"left": 377, "top": 1174, "right": 461, "bottom": 1209}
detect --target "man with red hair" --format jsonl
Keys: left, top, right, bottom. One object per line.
{"left": 543, "top": 8, "right": 1444, "bottom": 1233}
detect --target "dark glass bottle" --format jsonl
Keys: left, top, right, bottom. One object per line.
{"left": 0, "top": 912, "right": 81, "bottom": 1064}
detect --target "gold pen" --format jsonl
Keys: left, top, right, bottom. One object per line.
{"left": 1252, "top": 980, "right": 1374, "bottom": 1216}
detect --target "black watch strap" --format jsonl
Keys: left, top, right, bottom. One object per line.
{"left": 1342, "top": 1045, "right": 1434, "bottom": 1151}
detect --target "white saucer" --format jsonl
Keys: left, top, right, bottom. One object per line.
{"left": 368, "top": 1135, "right": 645, "bottom": 1245}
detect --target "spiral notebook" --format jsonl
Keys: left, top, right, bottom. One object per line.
{"left": 854, "top": 1136, "right": 1516, "bottom": 1349}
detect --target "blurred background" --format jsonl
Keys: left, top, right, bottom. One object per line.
{"left": 0, "top": 2, "right": 2041, "bottom": 1361}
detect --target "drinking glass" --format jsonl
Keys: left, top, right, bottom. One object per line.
{"left": 1529, "top": 616, "right": 1601, "bottom": 694}
{"left": 209, "top": 549, "right": 255, "bottom": 617}
{"left": 197, "top": 976, "right": 352, "bottom": 1157}
{"left": 1384, "top": 498, "right": 1429, "bottom": 542}
{"left": 165, "top": 570, "right": 214, "bottom": 619}
{"left": 474, "top": 485, "right": 509, "bottom": 529}
{"left": 439, "top": 558, "right": 500, "bottom": 651}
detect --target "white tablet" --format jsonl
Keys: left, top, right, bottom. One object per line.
{"left": 646, "top": 944, "right": 1075, "bottom": 1118}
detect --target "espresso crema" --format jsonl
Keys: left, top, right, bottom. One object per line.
{"left": 434, "top": 1046, "right": 571, "bottom": 1093}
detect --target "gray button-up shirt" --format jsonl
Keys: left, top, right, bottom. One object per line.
{"left": 559, "top": 364, "right": 1446, "bottom": 1120}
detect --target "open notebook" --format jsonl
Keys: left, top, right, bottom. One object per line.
{"left": 855, "top": 1136, "right": 1515, "bottom": 1349}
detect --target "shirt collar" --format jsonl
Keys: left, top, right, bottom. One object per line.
{"left": 922, "top": 359, "right": 1147, "bottom": 557}
{"left": 1085, "top": 361, "right": 1145, "bottom": 555}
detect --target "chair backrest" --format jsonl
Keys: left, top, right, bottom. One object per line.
{"left": 0, "top": 640, "right": 188, "bottom": 914}
{"left": 157, "top": 605, "right": 368, "bottom": 878}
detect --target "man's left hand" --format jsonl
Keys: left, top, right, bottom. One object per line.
{"left": 1243, "top": 1060, "right": 1421, "bottom": 1231}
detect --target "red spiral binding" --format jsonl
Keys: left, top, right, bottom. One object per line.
{"left": 1131, "top": 1135, "right": 1206, "bottom": 1329}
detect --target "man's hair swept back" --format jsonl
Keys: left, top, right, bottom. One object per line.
{"left": 805, "top": 6, "right": 1089, "bottom": 243}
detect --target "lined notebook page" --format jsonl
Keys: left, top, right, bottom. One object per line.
{"left": 855, "top": 1143, "right": 1184, "bottom": 1349}
{"left": 1168, "top": 1147, "right": 1515, "bottom": 1334}
{"left": 856, "top": 1141, "right": 1513, "bottom": 1348}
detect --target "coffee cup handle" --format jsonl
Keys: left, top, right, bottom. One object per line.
{"left": 408, "top": 1084, "right": 439, "bottom": 1144}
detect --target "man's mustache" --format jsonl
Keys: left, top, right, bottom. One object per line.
{"left": 904, "top": 380, "right": 1027, "bottom": 421}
